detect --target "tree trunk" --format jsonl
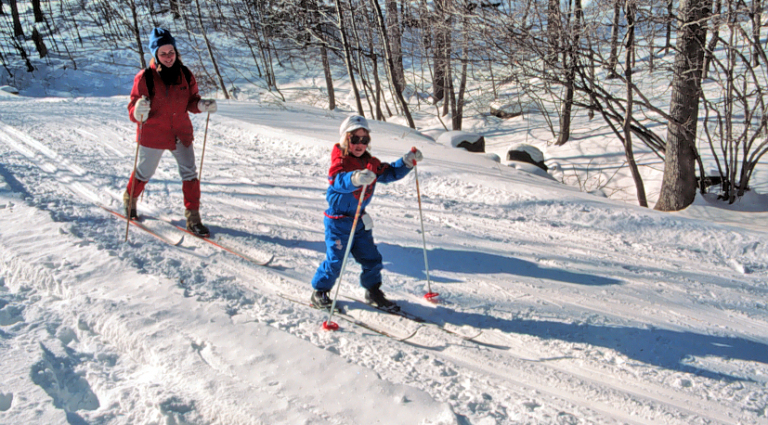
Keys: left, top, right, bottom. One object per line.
{"left": 453, "top": 11, "right": 470, "bottom": 131}
{"left": 31, "top": 0, "right": 44, "bottom": 22}
{"left": 547, "top": 0, "right": 561, "bottom": 65}
{"left": 665, "top": 0, "right": 674, "bottom": 53}
{"left": 752, "top": 0, "right": 761, "bottom": 66}
{"left": 656, "top": 0, "right": 710, "bottom": 211}
{"left": 193, "top": 0, "right": 230, "bottom": 99}
{"left": 702, "top": 0, "right": 721, "bottom": 79}
{"left": 31, "top": 27, "right": 47, "bottom": 58}
{"left": 170, "top": 0, "right": 181, "bottom": 19}
{"left": 9, "top": 0, "right": 23, "bottom": 37}
{"left": 556, "top": 0, "right": 583, "bottom": 146}
{"left": 386, "top": 0, "right": 405, "bottom": 93}
{"left": 129, "top": 1, "right": 146, "bottom": 68}
{"left": 321, "top": 43, "right": 335, "bottom": 110}
{"left": 453, "top": 55, "right": 467, "bottom": 130}
{"left": 432, "top": 0, "right": 449, "bottom": 104}
{"left": 369, "top": 0, "right": 415, "bottom": 128}
{"left": 623, "top": 0, "right": 648, "bottom": 207}
{"left": 607, "top": 0, "right": 621, "bottom": 78}
{"left": 335, "top": 0, "right": 364, "bottom": 115}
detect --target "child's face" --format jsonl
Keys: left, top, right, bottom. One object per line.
{"left": 348, "top": 129, "right": 369, "bottom": 157}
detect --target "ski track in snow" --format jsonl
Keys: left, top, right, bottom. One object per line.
{"left": 1, "top": 97, "right": 767, "bottom": 424}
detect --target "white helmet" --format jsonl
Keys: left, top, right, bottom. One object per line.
{"left": 339, "top": 115, "right": 371, "bottom": 136}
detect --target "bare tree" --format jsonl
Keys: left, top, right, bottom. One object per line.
{"left": 386, "top": 0, "right": 405, "bottom": 92}
{"left": 129, "top": 1, "right": 146, "bottom": 68}
{"left": 622, "top": 0, "right": 648, "bottom": 206}
{"left": 193, "top": 0, "right": 230, "bottom": 98}
{"left": 750, "top": 0, "right": 761, "bottom": 66}
{"left": 547, "top": 0, "right": 561, "bottom": 64}
{"left": 702, "top": 0, "right": 722, "bottom": 79}
{"left": 607, "top": 0, "right": 621, "bottom": 78}
{"left": 169, "top": 0, "right": 181, "bottom": 19}
{"left": 556, "top": 0, "right": 584, "bottom": 146}
{"left": 431, "top": 0, "right": 450, "bottom": 104}
{"left": 31, "top": 27, "right": 48, "bottom": 58}
{"left": 699, "top": 0, "right": 768, "bottom": 203}
{"left": 8, "top": 0, "right": 23, "bottom": 37}
{"left": 369, "top": 0, "right": 415, "bottom": 128}
{"left": 335, "top": 0, "right": 364, "bottom": 114}
{"left": 31, "top": 0, "right": 44, "bottom": 22}
{"left": 452, "top": 3, "right": 471, "bottom": 131}
{"left": 664, "top": 0, "right": 674, "bottom": 53}
{"left": 656, "top": 0, "right": 710, "bottom": 211}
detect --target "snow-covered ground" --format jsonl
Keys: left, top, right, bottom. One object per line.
{"left": 1, "top": 89, "right": 767, "bottom": 424}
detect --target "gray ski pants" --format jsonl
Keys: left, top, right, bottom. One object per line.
{"left": 135, "top": 141, "right": 197, "bottom": 182}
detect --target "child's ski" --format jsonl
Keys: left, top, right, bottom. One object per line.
{"left": 276, "top": 292, "right": 419, "bottom": 340}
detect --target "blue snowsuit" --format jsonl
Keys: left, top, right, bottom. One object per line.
{"left": 311, "top": 144, "right": 412, "bottom": 291}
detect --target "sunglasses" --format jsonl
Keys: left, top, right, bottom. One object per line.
{"left": 350, "top": 135, "right": 371, "bottom": 146}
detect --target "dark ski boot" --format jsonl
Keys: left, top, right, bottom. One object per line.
{"left": 123, "top": 191, "right": 138, "bottom": 220}
{"left": 185, "top": 209, "right": 210, "bottom": 238}
{"left": 311, "top": 290, "right": 337, "bottom": 311}
{"left": 365, "top": 283, "right": 399, "bottom": 312}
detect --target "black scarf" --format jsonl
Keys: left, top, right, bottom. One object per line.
{"left": 158, "top": 60, "right": 182, "bottom": 86}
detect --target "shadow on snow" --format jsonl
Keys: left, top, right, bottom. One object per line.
{"left": 401, "top": 300, "right": 768, "bottom": 383}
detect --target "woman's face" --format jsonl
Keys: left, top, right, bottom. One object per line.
{"left": 348, "top": 129, "right": 370, "bottom": 157}
{"left": 157, "top": 44, "right": 177, "bottom": 68}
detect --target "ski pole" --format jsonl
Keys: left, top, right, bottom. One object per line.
{"left": 411, "top": 147, "right": 438, "bottom": 301}
{"left": 197, "top": 112, "right": 210, "bottom": 181}
{"left": 125, "top": 117, "right": 143, "bottom": 242}
{"left": 324, "top": 184, "right": 368, "bottom": 331}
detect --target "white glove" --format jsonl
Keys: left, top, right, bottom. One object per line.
{"left": 351, "top": 169, "right": 376, "bottom": 186}
{"left": 133, "top": 97, "right": 150, "bottom": 122}
{"left": 362, "top": 213, "right": 373, "bottom": 230}
{"left": 198, "top": 99, "right": 217, "bottom": 113}
{"left": 403, "top": 148, "right": 423, "bottom": 168}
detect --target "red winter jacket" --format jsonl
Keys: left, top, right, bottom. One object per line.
{"left": 128, "top": 63, "right": 202, "bottom": 150}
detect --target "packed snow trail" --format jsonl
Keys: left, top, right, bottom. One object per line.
{"left": 1, "top": 95, "right": 767, "bottom": 424}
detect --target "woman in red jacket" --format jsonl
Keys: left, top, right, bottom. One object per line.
{"left": 125, "top": 28, "right": 216, "bottom": 237}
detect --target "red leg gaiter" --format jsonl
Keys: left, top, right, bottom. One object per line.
{"left": 126, "top": 172, "right": 147, "bottom": 198}
{"left": 182, "top": 179, "right": 200, "bottom": 211}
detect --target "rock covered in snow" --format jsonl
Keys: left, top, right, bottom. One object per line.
{"left": 489, "top": 101, "right": 523, "bottom": 119}
{"left": 0, "top": 86, "right": 19, "bottom": 96}
{"left": 436, "top": 131, "right": 485, "bottom": 152}
{"left": 506, "top": 143, "right": 547, "bottom": 171}
{"left": 489, "top": 100, "right": 540, "bottom": 118}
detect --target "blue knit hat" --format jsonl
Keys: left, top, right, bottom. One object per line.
{"left": 148, "top": 28, "right": 177, "bottom": 61}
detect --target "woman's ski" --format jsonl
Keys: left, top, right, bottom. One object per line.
{"left": 99, "top": 205, "right": 184, "bottom": 246}
{"left": 168, "top": 222, "right": 274, "bottom": 267}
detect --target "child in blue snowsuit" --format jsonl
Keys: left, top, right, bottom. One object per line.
{"left": 310, "top": 115, "right": 423, "bottom": 311}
